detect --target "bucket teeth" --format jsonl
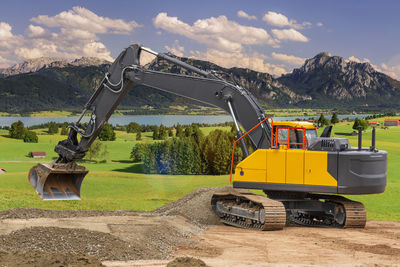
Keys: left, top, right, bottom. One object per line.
{"left": 28, "top": 162, "right": 88, "bottom": 200}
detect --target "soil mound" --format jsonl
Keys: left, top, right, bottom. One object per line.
{"left": 155, "top": 186, "right": 249, "bottom": 228}
{"left": 167, "top": 257, "right": 209, "bottom": 267}
{"left": 0, "top": 250, "right": 104, "bottom": 267}
{"left": 0, "top": 227, "right": 141, "bottom": 261}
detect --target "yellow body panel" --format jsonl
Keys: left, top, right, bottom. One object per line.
{"left": 234, "top": 148, "right": 337, "bottom": 188}
{"left": 234, "top": 150, "right": 267, "bottom": 183}
{"left": 285, "top": 150, "right": 305, "bottom": 184}
{"left": 266, "top": 149, "right": 286, "bottom": 183}
{"left": 304, "top": 151, "right": 337, "bottom": 186}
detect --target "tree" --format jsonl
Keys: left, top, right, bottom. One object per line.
{"left": 136, "top": 131, "right": 142, "bottom": 141}
{"left": 353, "top": 118, "right": 369, "bottom": 131}
{"left": 60, "top": 125, "right": 68, "bottom": 135}
{"left": 317, "top": 114, "right": 329, "bottom": 126}
{"left": 48, "top": 122, "right": 58, "bottom": 134}
{"left": 175, "top": 123, "right": 184, "bottom": 138}
{"left": 130, "top": 143, "right": 146, "bottom": 162}
{"left": 23, "top": 130, "right": 38, "bottom": 143}
{"left": 9, "top": 120, "right": 25, "bottom": 139}
{"left": 168, "top": 128, "right": 173, "bottom": 137}
{"left": 98, "top": 123, "right": 116, "bottom": 141}
{"left": 152, "top": 126, "right": 159, "bottom": 140}
{"left": 127, "top": 122, "right": 140, "bottom": 133}
{"left": 158, "top": 124, "right": 167, "bottom": 140}
{"left": 331, "top": 112, "right": 339, "bottom": 124}
{"left": 86, "top": 139, "right": 109, "bottom": 162}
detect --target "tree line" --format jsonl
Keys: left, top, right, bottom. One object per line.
{"left": 131, "top": 123, "right": 245, "bottom": 175}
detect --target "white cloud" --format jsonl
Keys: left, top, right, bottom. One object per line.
{"left": 262, "top": 11, "right": 312, "bottom": 30}
{"left": 271, "top": 28, "right": 309, "bottom": 42}
{"left": 153, "top": 12, "right": 278, "bottom": 52}
{"left": 271, "top": 52, "right": 305, "bottom": 66}
{"left": 0, "top": 22, "right": 13, "bottom": 39}
{"left": 191, "top": 49, "right": 287, "bottom": 77}
{"left": 379, "top": 54, "right": 400, "bottom": 79}
{"left": 165, "top": 40, "right": 184, "bottom": 57}
{"left": 26, "top": 25, "right": 48, "bottom": 38}
{"left": 31, "top": 6, "right": 141, "bottom": 34}
{"left": 0, "top": 7, "right": 141, "bottom": 65}
{"left": 237, "top": 10, "right": 257, "bottom": 20}
{"left": 316, "top": 22, "right": 323, "bottom": 27}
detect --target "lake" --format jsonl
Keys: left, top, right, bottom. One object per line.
{"left": 0, "top": 114, "right": 370, "bottom": 127}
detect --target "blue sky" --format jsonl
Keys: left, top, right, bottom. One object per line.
{"left": 1, "top": 0, "right": 400, "bottom": 78}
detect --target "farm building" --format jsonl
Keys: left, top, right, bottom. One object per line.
{"left": 369, "top": 121, "right": 380, "bottom": 127}
{"left": 0, "top": 168, "right": 6, "bottom": 174}
{"left": 384, "top": 119, "right": 400, "bottom": 126}
{"left": 30, "top": 152, "right": 46, "bottom": 158}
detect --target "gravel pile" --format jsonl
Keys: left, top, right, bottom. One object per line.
{"left": 0, "top": 250, "right": 104, "bottom": 267}
{"left": 155, "top": 186, "right": 249, "bottom": 228}
{"left": 167, "top": 257, "right": 209, "bottom": 267}
{"left": 0, "top": 227, "right": 140, "bottom": 261}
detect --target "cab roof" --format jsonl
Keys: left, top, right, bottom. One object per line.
{"left": 273, "top": 121, "right": 317, "bottom": 129}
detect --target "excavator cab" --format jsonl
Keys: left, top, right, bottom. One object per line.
{"left": 272, "top": 121, "right": 318, "bottom": 149}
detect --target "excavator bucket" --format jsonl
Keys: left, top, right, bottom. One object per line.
{"left": 28, "top": 162, "right": 88, "bottom": 200}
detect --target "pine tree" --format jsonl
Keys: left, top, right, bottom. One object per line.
{"left": 175, "top": 123, "right": 184, "bottom": 138}
{"left": 331, "top": 112, "right": 339, "bottom": 124}
{"left": 136, "top": 131, "right": 142, "bottom": 141}
{"left": 159, "top": 124, "right": 167, "bottom": 140}
{"left": 152, "top": 126, "right": 159, "bottom": 140}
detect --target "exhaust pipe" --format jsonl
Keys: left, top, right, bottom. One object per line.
{"left": 28, "top": 162, "right": 88, "bottom": 200}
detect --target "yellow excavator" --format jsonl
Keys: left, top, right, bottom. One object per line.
{"left": 28, "top": 44, "right": 387, "bottom": 230}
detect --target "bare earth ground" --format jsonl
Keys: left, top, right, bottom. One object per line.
{"left": 0, "top": 187, "right": 399, "bottom": 267}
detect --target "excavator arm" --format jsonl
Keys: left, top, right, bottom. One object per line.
{"left": 28, "top": 44, "right": 272, "bottom": 200}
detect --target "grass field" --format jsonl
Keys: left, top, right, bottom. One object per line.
{"left": 0, "top": 119, "right": 399, "bottom": 221}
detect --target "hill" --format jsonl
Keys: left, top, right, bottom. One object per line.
{"left": 1, "top": 53, "right": 399, "bottom": 113}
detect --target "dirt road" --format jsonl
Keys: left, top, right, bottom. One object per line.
{"left": 0, "top": 187, "right": 399, "bottom": 266}
{"left": 0, "top": 214, "right": 399, "bottom": 266}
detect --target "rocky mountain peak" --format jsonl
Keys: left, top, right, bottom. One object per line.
{"left": 0, "top": 57, "right": 111, "bottom": 76}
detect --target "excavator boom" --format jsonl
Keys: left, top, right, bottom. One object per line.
{"left": 28, "top": 44, "right": 272, "bottom": 200}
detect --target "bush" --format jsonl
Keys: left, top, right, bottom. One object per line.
{"left": 136, "top": 131, "right": 142, "bottom": 141}
{"left": 60, "top": 125, "right": 68, "bottom": 135}
{"left": 99, "top": 123, "right": 116, "bottom": 141}
{"left": 130, "top": 143, "right": 146, "bottom": 162}
{"left": 86, "top": 139, "right": 109, "bottom": 162}
{"left": 352, "top": 118, "right": 369, "bottom": 131}
{"left": 9, "top": 120, "right": 25, "bottom": 139}
{"left": 48, "top": 121, "right": 58, "bottom": 134}
{"left": 127, "top": 122, "right": 140, "bottom": 133}
{"left": 23, "top": 130, "right": 38, "bottom": 143}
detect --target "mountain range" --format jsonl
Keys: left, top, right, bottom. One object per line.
{"left": 0, "top": 52, "right": 399, "bottom": 114}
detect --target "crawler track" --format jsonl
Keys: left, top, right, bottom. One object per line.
{"left": 211, "top": 192, "right": 286, "bottom": 230}
{"left": 212, "top": 191, "right": 367, "bottom": 230}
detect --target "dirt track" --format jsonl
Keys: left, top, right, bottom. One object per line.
{"left": 0, "top": 187, "right": 399, "bottom": 266}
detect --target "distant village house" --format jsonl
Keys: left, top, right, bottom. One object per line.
{"left": 30, "top": 152, "right": 46, "bottom": 158}
{"left": 384, "top": 119, "right": 400, "bottom": 127}
{"left": 369, "top": 121, "right": 380, "bottom": 127}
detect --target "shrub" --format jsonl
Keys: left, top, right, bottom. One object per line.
{"left": 99, "top": 123, "right": 116, "bottom": 141}
{"left": 48, "top": 122, "right": 58, "bottom": 134}
{"left": 130, "top": 143, "right": 146, "bottom": 162}
{"left": 9, "top": 120, "right": 25, "bottom": 139}
{"left": 23, "top": 130, "right": 38, "bottom": 143}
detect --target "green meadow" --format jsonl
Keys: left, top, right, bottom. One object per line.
{"left": 0, "top": 119, "right": 399, "bottom": 221}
